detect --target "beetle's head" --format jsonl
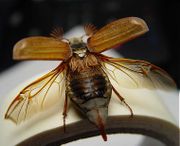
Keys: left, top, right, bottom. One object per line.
{"left": 69, "top": 37, "right": 88, "bottom": 58}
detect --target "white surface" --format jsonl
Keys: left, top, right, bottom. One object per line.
{"left": 0, "top": 26, "right": 179, "bottom": 146}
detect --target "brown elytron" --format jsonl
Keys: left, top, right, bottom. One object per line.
{"left": 5, "top": 17, "right": 176, "bottom": 141}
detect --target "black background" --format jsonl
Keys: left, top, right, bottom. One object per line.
{"left": 0, "top": 0, "right": 179, "bottom": 87}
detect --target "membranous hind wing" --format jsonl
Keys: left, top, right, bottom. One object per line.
{"left": 98, "top": 54, "right": 176, "bottom": 91}
{"left": 87, "top": 17, "right": 149, "bottom": 53}
{"left": 13, "top": 36, "right": 71, "bottom": 60}
{"left": 5, "top": 63, "right": 66, "bottom": 124}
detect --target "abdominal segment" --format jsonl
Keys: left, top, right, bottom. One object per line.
{"left": 70, "top": 75, "right": 107, "bottom": 102}
{"left": 66, "top": 68, "right": 112, "bottom": 141}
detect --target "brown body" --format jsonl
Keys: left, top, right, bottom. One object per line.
{"left": 66, "top": 53, "right": 112, "bottom": 140}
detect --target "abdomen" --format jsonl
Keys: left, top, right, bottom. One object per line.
{"left": 66, "top": 67, "right": 112, "bottom": 115}
{"left": 66, "top": 66, "right": 112, "bottom": 140}
{"left": 71, "top": 74, "right": 107, "bottom": 102}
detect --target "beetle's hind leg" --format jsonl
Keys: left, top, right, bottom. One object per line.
{"left": 112, "top": 86, "right": 133, "bottom": 117}
{"left": 62, "top": 94, "right": 68, "bottom": 132}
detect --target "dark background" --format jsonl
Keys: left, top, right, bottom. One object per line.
{"left": 0, "top": 0, "right": 179, "bottom": 87}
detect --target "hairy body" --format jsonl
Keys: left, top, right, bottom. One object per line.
{"left": 66, "top": 53, "right": 112, "bottom": 140}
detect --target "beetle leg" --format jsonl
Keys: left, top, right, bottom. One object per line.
{"left": 112, "top": 86, "right": 133, "bottom": 117}
{"left": 63, "top": 94, "right": 68, "bottom": 132}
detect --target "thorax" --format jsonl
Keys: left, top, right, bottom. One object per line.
{"left": 68, "top": 53, "right": 100, "bottom": 73}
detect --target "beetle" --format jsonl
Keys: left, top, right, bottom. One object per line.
{"left": 4, "top": 17, "right": 176, "bottom": 141}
